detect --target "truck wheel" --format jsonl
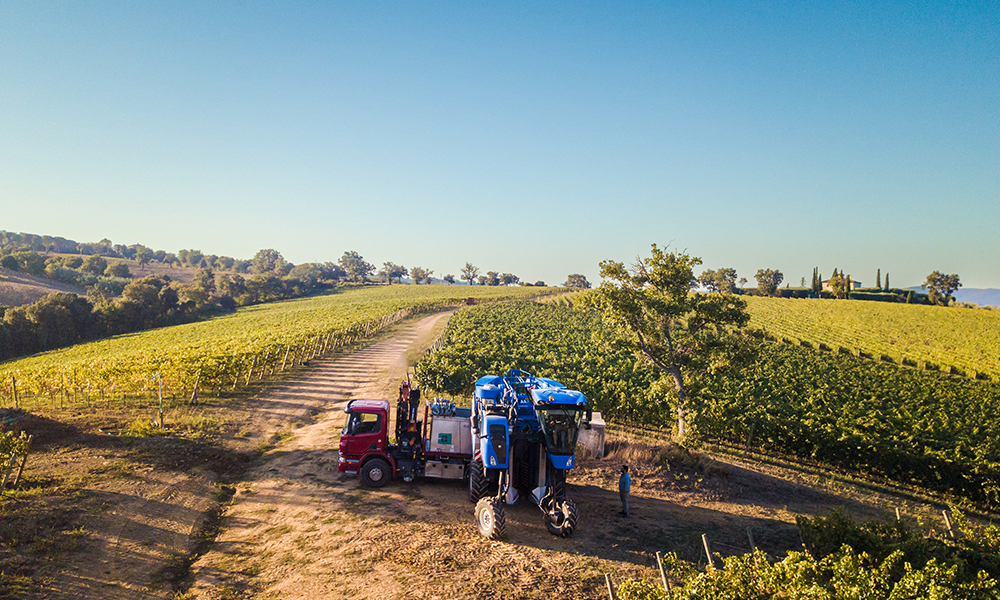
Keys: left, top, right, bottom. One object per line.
{"left": 360, "top": 458, "right": 392, "bottom": 488}
{"left": 475, "top": 497, "right": 506, "bottom": 540}
{"left": 469, "top": 460, "right": 489, "bottom": 503}
{"left": 544, "top": 499, "right": 578, "bottom": 538}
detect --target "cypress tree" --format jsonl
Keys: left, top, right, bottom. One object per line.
{"left": 876, "top": 268, "right": 882, "bottom": 291}
{"left": 885, "top": 272, "right": 889, "bottom": 291}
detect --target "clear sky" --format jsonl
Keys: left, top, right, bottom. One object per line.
{"left": 1, "top": 2, "right": 997, "bottom": 287}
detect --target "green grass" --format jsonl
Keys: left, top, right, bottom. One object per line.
{"left": 744, "top": 296, "right": 1000, "bottom": 379}
{"left": 0, "top": 284, "right": 544, "bottom": 407}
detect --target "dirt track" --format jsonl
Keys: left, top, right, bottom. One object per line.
{"left": 13, "top": 311, "right": 932, "bottom": 599}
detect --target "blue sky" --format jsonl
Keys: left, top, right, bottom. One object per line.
{"left": 1, "top": 2, "right": 997, "bottom": 287}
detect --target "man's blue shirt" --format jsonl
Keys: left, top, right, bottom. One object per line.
{"left": 619, "top": 472, "right": 631, "bottom": 493}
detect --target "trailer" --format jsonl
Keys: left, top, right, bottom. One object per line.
{"left": 338, "top": 381, "right": 473, "bottom": 486}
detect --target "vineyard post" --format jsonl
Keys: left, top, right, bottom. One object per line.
{"left": 895, "top": 507, "right": 901, "bottom": 521}
{"left": 942, "top": 510, "right": 955, "bottom": 539}
{"left": 702, "top": 534, "right": 715, "bottom": 569}
{"left": 155, "top": 372, "right": 164, "bottom": 428}
{"left": 747, "top": 527, "right": 756, "bottom": 551}
{"left": 604, "top": 574, "right": 617, "bottom": 600}
{"left": 281, "top": 346, "right": 290, "bottom": 371}
{"left": 11, "top": 376, "right": 18, "bottom": 409}
{"left": 745, "top": 422, "right": 756, "bottom": 454}
{"left": 0, "top": 456, "right": 15, "bottom": 491}
{"left": 12, "top": 435, "right": 32, "bottom": 487}
{"left": 189, "top": 369, "right": 202, "bottom": 405}
{"left": 245, "top": 356, "right": 256, "bottom": 385}
{"left": 655, "top": 551, "right": 671, "bottom": 592}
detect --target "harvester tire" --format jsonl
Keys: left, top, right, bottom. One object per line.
{"left": 475, "top": 497, "right": 506, "bottom": 540}
{"left": 360, "top": 458, "right": 392, "bottom": 488}
{"left": 544, "top": 499, "right": 578, "bottom": 538}
{"left": 469, "top": 460, "right": 490, "bottom": 503}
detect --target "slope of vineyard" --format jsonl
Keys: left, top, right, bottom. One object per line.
{"left": 0, "top": 284, "right": 542, "bottom": 407}
{"left": 743, "top": 296, "right": 1000, "bottom": 379}
{"left": 418, "top": 300, "right": 1000, "bottom": 506}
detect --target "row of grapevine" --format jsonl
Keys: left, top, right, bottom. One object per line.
{"left": 417, "top": 300, "right": 1000, "bottom": 506}
{"left": 743, "top": 296, "right": 1000, "bottom": 380}
{"left": 0, "top": 285, "right": 546, "bottom": 411}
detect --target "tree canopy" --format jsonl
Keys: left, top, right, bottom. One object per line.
{"left": 592, "top": 244, "right": 750, "bottom": 438}
{"left": 461, "top": 262, "right": 480, "bottom": 285}
{"left": 923, "top": 271, "right": 961, "bottom": 306}
{"left": 563, "top": 274, "right": 591, "bottom": 288}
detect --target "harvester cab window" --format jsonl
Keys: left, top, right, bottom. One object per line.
{"left": 536, "top": 408, "right": 583, "bottom": 455}
{"left": 346, "top": 412, "right": 381, "bottom": 436}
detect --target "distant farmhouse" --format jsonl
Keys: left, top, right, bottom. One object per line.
{"left": 821, "top": 278, "right": 863, "bottom": 291}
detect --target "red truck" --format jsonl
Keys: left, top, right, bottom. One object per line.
{"left": 338, "top": 381, "right": 473, "bottom": 487}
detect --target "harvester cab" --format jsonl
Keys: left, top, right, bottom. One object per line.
{"left": 469, "top": 369, "right": 588, "bottom": 539}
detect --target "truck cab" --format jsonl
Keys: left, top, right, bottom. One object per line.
{"left": 338, "top": 399, "right": 392, "bottom": 485}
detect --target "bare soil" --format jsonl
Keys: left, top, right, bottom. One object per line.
{"left": 0, "top": 310, "right": 964, "bottom": 600}
{"left": 0, "top": 267, "right": 85, "bottom": 306}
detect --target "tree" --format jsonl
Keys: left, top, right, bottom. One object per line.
{"left": 484, "top": 271, "right": 500, "bottom": 286}
{"left": 714, "top": 268, "right": 738, "bottom": 293}
{"left": 500, "top": 273, "right": 519, "bottom": 286}
{"left": 876, "top": 268, "right": 882, "bottom": 291}
{"left": 461, "top": 262, "right": 480, "bottom": 285}
{"left": 922, "top": 271, "right": 961, "bottom": 306}
{"left": 738, "top": 277, "right": 748, "bottom": 290}
{"left": 104, "top": 263, "right": 132, "bottom": 278}
{"left": 443, "top": 274, "right": 456, "bottom": 284}
{"left": 410, "top": 266, "right": 433, "bottom": 284}
{"left": 698, "top": 269, "right": 718, "bottom": 292}
{"left": 534, "top": 280, "right": 546, "bottom": 287}
{"left": 338, "top": 251, "right": 374, "bottom": 283}
{"left": 811, "top": 267, "right": 822, "bottom": 296}
{"left": 135, "top": 247, "right": 152, "bottom": 271}
{"left": 82, "top": 255, "right": 108, "bottom": 276}
{"left": 378, "top": 262, "right": 408, "bottom": 284}
{"left": 592, "top": 244, "right": 750, "bottom": 438}
{"left": 754, "top": 269, "right": 783, "bottom": 297}
{"left": 885, "top": 272, "right": 890, "bottom": 291}
{"left": 828, "top": 272, "right": 850, "bottom": 299}
{"left": 251, "top": 249, "right": 284, "bottom": 274}
{"left": 564, "top": 274, "right": 591, "bottom": 289}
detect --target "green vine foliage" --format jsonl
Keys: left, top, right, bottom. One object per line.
{"left": 419, "top": 300, "right": 1000, "bottom": 506}
{"left": 0, "top": 431, "right": 29, "bottom": 463}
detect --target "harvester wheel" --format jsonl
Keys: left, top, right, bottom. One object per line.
{"left": 544, "top": 499, "right": 578, "bottom": 538}
{"left": 469, "top": 460, "right": 490, "bottom": 503}
{"left": 475, "top": 497, "right": 506, "bottom": 540}
{"left": 360, "top": 458, "right": 392, "bottom": 488}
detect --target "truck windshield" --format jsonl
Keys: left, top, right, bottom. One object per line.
{"left": 344, "top": 412, "right": 381, "bottom": 436}
{"left": 535, "top": 408, "right": 582, "bottom": 456}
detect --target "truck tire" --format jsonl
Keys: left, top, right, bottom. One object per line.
{"left": 360, "top": 458, "right": 392, "bottom": 488}
{"left": 475, "top": 497, "right": 506, "bottom": 540}
{"left": 469, "top": 460, "right": 489, "bottom": 503}
{"left": 544, "top": 499, "right": 578, "bottom": 538}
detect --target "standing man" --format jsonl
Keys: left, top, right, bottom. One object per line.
{"left": 618, "top": 464, "right": 631, "bottom": 517}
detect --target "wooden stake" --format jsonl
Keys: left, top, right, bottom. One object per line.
{"left": 189, "top": 369, "right": 202, "bottom": 405}
{"left": 11, "top": 376, "right": 18, "bottom": 409}
{"left": 156, "top": 372, "right": 164, "bottom": 428}
{"left": 656, "top": 551, "right": 671, "bottom": 592}
{"left": 245, "top": 356, "right": 256, "bottom": 385}
{"left": 281, "top": 346, "right": 290, "bottom": 371}
{"left": 604, "top": 574, "right": 617, "bottom": 600}
{"left": 745, "top": 422, "right": 755, "bottom": 454}
{"left": 702, "top": 533, "right": 715, "bottom": 569}
{"left": 895, "top": 507, "right": 901, "bottom": 521}
{"left": 747, "top": 527, "right": 756, "bottom": 551}
{"left": 943, "top": 510, "right": 955, "bottom": 539}
{"left": 13, "top": 435, "right": 32, "bottom": 487}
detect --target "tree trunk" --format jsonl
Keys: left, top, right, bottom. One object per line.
{"left": 662, "top": 326, "right": 687, "bottom": 437}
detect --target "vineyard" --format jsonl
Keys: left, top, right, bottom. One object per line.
{"left": 0, "top": 284, "right": 543, "bottom": 412}
{"left": 743, "top": 296, "right": 1000, "bottom": 381}
{"left": 417, "top": 299, "right": 1000, "bottom": 506}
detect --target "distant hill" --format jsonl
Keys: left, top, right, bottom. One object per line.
{"left": 953, "top": 288, "right": 1000, "bottom": 307}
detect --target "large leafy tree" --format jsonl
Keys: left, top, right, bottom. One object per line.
{"left": 563, "top": 274, "right": 591, "bottom": 288}
{"left": 338, "top": 251, "right": 374, "bottom": 283}
{"left": 592, "top": 244, "right": 750, "bottom": 438}
{"left": 461, "top": 262, "right": 480, "bottom": 285}
{"left": 923, "top": 271, "right": 961, "bottom": 306}
{"left": 754, "top": 268, "right": 783, "bottom": 296}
